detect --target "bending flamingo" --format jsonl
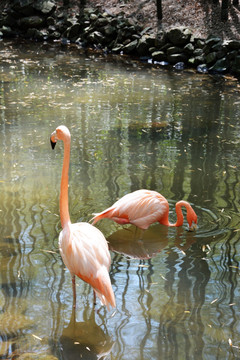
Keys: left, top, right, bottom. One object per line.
{"left": 50, "top": 125, "right": 115, "bottom": 310}
{"left": 92, "top": 189, "right": 197, "bottom": 231}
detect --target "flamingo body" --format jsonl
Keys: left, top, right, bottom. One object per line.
{"left": 51, "top": 125, "right": 115, "bottom": 310}
{"left": 92, "top": 189, "right": 197, "bottom": 230}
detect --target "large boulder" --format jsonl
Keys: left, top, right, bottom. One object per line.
{"left": 166, "top": 27, "right": 192, "bottom": 46}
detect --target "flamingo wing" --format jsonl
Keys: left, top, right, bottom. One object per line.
{"left": 92, "top": 189, "right": 169, "bottom": 230}
{"left": 59, "top": 222, "right": 115, "bottom": 309}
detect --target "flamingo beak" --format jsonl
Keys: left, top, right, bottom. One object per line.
{"left": 188, "top": 222, "right": 197, "bottom": 232}
{"left": 50, "top": 130, "right": 57, "bottom": 149}
{"left": 50, "top": 138, "right": 56, "bottom": 149}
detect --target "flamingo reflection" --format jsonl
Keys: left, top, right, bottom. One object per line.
{"left": 107, "top": 224, "right": 196, "bottom": 260}
{"left": 58, "top": 305, "right": 114, "bottom": 359}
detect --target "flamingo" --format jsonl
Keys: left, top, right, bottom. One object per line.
{"left": 91, "top": 189, "right": 197, "bottom": 231}
{"left": 50, "top": 125, "right": 115, "bottom": 310}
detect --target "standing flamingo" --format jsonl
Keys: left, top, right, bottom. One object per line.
{"left": 50, "top": 125, "right": 115, "bottom": 310}
{"left": 91, "top": 189, "right": 197, "bottom": 231}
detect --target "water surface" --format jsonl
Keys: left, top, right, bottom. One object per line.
{"left": 0, "top": 40, "right": 240, "bottom": 359}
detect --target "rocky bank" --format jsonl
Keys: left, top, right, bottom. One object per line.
{"left": 1, "top": 0, "right": 240, "bottom": 77}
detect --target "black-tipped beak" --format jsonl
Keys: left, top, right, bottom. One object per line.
{"left": 50, "top": 139, "right": 56, "bottom": 149}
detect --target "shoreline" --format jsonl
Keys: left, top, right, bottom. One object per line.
{"left": 0, "top": 1, "right": 240, "bottom": 78}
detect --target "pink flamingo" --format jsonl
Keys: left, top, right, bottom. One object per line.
{"left": 50, "top": 125, "right": 115, "bottom": 310}
{"left": 92, "top": 189, "right": 197, "bottom": 231}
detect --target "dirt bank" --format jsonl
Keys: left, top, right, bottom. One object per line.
{"left": 88, "top": 0, "right": 240, "bottom": 40}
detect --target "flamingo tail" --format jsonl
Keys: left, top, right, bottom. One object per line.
{"left": 91, "top": 209, "right": 113, "bottom": 225}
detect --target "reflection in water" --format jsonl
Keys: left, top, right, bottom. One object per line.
{"left": 110, "top": 226, "right": 205, "bottom": 359}
{"left": 56, "top": 306, "right": 114, "bottom": 360}
{"left": 108, "top": 224, "right": 196, "bottom": 259}
{"left": 157, "top": 246, "right": 211, "bottom": 359}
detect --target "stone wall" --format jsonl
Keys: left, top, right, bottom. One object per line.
{"left": 1, "top": 0, "right": 240, "bottom": 77}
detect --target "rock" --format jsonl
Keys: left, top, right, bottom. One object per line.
{"left": 140, "top": 26, "right": 153, "bottom": 36}
{"left": 205, "top": 51, "right": 217, "bottom": 64}
{"left": 209, "top": 58, "right": 229, "bottom": 73}
{"left": 102, "top": 24, "right": 117, "bottom": 38}
{"left": 230, "top": 55, "right": 240, "bottom": 75}
{"left": 17, "top": 15, "right": 43, "bottom": 28}
{"left": 112, "top": 44, "right": 124, "bottom": 52}
{"left": 3, "top": 12, "right": 19, "bottom": 27}
{"left": 212, "top": 42, "right": 224, "bottom": 52}
{"left": 152, "top": 50, "right": 168, "bottom": 62}
{"left": 193, "top": 48, "right": 203, "bottom": 56}
{"left": 189, "top": 55, "right": 205, "bottom": 66}
{"left": 166, "top": 27, "right": 192, "bottom": 46}
{"left": 66, "top": 23, "right": 81, "bottom": 41}
{"left": 26, "top": 27, "right": 48, "bottom": 40}
{"left": 159, "top": 43, "right": 171, "bottom": 52}
{"left": 195, "top": 38, "right": 205, "bottom": 48}
{"left": 0, "top": 25, "right": 16, "bottom": 37}
{"left": 122, "top": 39, "right": 138, "bottom": 54}
{"left": 33, "top": 1, "right": 56, "bottom": 16}
{"left": 223, "top": 39, "right": 240, "bottom": 51}
{"left": 48, "top": 30, "right": 61, "bottom": 40}
{"left": 87, "top": 30, "right": 106, "bottom": 45}
{"left": 12, "top": 0, "right": 36, "bottom": 16}
{"left": 216, "top": 49, "right": 227, "bottom": 60}
{"left": 65, "top": 17, "right": 78, "bottom": 28}
{"left": 203, "top": 36, "right": 222, "bottom": 55}
{"left": 184, "top": 43, "right": 194, "bottom": 55}
{"left": 89, "top": 13, "right": 98, "bottom": 21}
{"left": 94, "top": 17, "right": 109, "bottom": 27}
{"left": 155, "top": 30, "right": 167, "bottom": 48}
{"left": 167, "top": 53, "right": 188, "bottom": 64}
{"left": 46, "top": 16, "right": 55, "bottom": 26}
{"left": 167, "top": 46, "right": 183, "bottom": 55}
{"left": 227, "top": 50, "right": 238, "bottom": 60}
{"left": 205, "top": 36, "right": 222, "bottom": 47}
{"left": 136, "top": 34, "right": 155, "bottom": 56}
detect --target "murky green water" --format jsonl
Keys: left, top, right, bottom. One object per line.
{"left": 0, "top": 39, "right": 240, "bottom": 359}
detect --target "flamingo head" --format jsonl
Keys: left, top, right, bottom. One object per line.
{"left": 186, "top": 206, "right": 198, "bottom": 232}
{"left": 50, "top": 125, "right": 71, "bottom": 149}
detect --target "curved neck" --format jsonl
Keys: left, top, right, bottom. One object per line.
{"left": 60, "top": 136, "right": 71, "bottom": 228}
{"left": 173, "top": 201, "right": 184, "bottom": 226}
{"left": 161, "top": 201, "right": 184, "bottom": 227}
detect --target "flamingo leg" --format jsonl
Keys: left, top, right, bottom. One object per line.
{"left": 93, "top": 290, "right": 96, "bottom": 307}
{"left": 71, "top": 274, "right": 76, "bottom": 308}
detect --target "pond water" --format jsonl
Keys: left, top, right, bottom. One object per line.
{"left": 0, "top": 39, "right": 240, "bottom": 360}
